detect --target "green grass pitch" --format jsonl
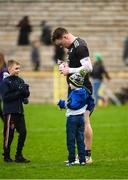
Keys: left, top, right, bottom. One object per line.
{"left": 0, "top": 104, "right": 128, "bottom": 179}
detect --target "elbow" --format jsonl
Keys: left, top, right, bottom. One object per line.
{"left": 89, "top": 65, "right": 93, "bottom": 72}
{"left": 86, "top": 63, "right": 93, "bottom": 72}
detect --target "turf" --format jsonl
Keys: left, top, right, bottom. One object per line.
{"left": 0, "top": 104, "right": 128, "bottom": 179}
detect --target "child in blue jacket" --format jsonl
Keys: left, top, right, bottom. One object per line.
{"left": 58, "top": 70, "right": 90, "bottom": 166}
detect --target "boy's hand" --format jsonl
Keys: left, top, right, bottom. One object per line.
{"left": 22, "top": 98, "right": 29, "bottom": 104}
{"left": 19, "top": 83, "right": 29, "bottom": 94}
{"left": 57, "top": 99, "right": 66, "bottom": 109}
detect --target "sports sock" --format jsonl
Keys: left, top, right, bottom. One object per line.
{"left": 86, "top": 150, "right": 91, "bottom": 157}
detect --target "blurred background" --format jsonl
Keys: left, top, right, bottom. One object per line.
{"left": 0, "top": 0, "right": 128, "bottom": 105}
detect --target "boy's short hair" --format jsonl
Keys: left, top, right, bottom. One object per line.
{"left": 7, "top": 60, "right": 20, "bottom": 68}
{"left": 52, "top": 27, "right": 68, "bottom": 43}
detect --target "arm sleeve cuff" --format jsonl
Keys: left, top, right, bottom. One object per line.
{"left": 69, "top": 66, "right": 88, "bottom": 74}
{"left": 69, "top": 56, "right": 92, "bottom": 74}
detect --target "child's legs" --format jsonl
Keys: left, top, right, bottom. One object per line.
{"left": 76, "top": 115, "right": 85, "bottom": 163}
{"left": 14, "top": 114, "right": 27, "bottom": 156}
{"left": 4, "top": 114, "right": 15, "bottom": 157}
{"left": 66, "top": 116, "right": 77, "bottom": 163}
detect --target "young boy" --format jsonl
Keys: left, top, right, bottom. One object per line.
{"left": 0, "top": 60, "right": 30, "bottom": 163}
{"left": 57, "top": 70, "right": 90, "bottom": 166}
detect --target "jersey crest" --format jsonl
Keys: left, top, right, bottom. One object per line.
{"left": 74, "top": 39, "right": 80, "bottom": 48}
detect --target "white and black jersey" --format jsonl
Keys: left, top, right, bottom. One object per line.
{"left": 67, "top": 38, "right": 93, "bottom": 94}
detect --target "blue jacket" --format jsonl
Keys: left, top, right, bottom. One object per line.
{"left": 67, "top": 87, "right": 89, "bottom": 110}
{"left": 0, "top": 75, "right": 30, "bottom": 114}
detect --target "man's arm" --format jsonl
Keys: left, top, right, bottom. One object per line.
{"left": 69, "top": 56, "right": 92, "bottom": 74}
{"left": 60, "top": 46, "right": 92, "bottom": 75}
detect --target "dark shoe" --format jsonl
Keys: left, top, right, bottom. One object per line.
{"left": 4, "top": 157, "right": 14, "bottom": 163}
{"left": 15, "top": 155, "right": 30, "bottom": 163}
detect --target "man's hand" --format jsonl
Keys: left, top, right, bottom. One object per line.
{"left": 59, "top": 63, "right": 69, "bottom": 76}
{"left": 57, "top": 59, "right": 64, "bottom": 65}
{"left": 60, "top": 66, "right": 69, "bottom": 76}
{"left": 57, "top": 99, "right": 66, "bottom": 109}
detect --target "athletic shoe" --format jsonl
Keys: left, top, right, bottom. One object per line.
{"left": 4, "top": 157, "right": 14, "bottom": 163}
{"left": 80, "top": 162, "right": 86, "bottom": 166}
{"left": 65, "top": 155, "right": 79, "bottom": 164}
{"left": 15, "top": 155, "right": 30, "bottom": 163}
{"left": 74, "top": 158, "right": 79, "bottom": 164}
{"left": 64, "top": 154, "right": 80, "bottom": 164}
{"left": 66, "top": 162, "right": 75, "bottom": 166}
{"left": 86, "top": 156, "right": 93, "bottom": 164}
{"left": 64, "top": 160, "right": 69, "bottom": 163}
{"left": 74, "top": 155, "right": 86, "bottom": 165}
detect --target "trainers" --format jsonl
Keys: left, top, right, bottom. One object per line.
{"left": 64, "top": 160, "right": 69, "bottom": 163}
{"left": 15, "top": 155, "right": 30, "bottom": 163}
{"left": 64, "top": 154, "right": 80, "bottom": 164}
{"left": 65, "top": 155, "right": 80, "bottom": 165}
{"left": 80, "top": 162, "right": 86, "bottom": 166}
{"left": 4, "top": 157, "right": 14, "bottom": 163}
{"left": 66, "top": 162, "right": 75, "bottom": 166}
{"left": 86, "top": 156, "right": 93, "bottom": 164}
{"left": 74, "top": 158, "right": 79, "bottom": 165}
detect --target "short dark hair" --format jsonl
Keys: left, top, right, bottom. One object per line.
{"left": 52, "top": 27, "right": 68, "bottom": 43}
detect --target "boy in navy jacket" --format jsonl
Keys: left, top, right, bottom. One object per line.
{"left": 58, "top": 70, "right": 93, "bottom": 166}
{"left": 0, "top": 60, "right": 30, "bottom": 163}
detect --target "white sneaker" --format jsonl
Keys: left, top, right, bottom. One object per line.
{"left": 74, "top": 155, "right": 86, "bottom": 165}
{"left": 64, "top": 154, "right": 79, "bottom": 164}
{"left": 86, "top": 156, "right": 93, "bottom": 164}
{"left": 74, "top": 158, "right": 79, "bottom": 165}
{"left": 66, "top": 162, "right": 75, "bottom": 166}
{"left": 64, "top": 160, "right": 69, "bottom": 163}
{"left": 80, "top": 162, "right": 86, "bottom": 165}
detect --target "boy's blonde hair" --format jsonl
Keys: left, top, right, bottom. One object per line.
{"left": 7, "top": 60, "right": 20, "bottom": 68}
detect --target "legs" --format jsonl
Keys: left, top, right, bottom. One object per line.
{"left": 15, "top": 114, "right": 30, "bottom": 163}
{"left": 3, "top": 114, "right": 15, "bottom": 162}
{"left": 0, "top": 99, "right": 4, "bottom": 122}
{"left": 93, "top": 79, "right": 103, "bottom": 105}
{"left": 84, "top": 95, "right": 95, "bottom": 163}
{"left": 3, "top": 113, "right": 29, "bottom": 163}
{"left": 66, "top": 116, "right": 76, "bottom": 163}
{"left": 84, "top": 111, "right": 93, "bottom": 157}
{"left": 76, "top": 115, "right": 85, "bottom": 164}
{"left": 15, "top": 114, "right": 27, "bottom": 156}
{"left": 66, "top": 115, "right": 85, "bottom": 164}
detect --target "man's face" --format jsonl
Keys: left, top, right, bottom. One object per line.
{"left": 9, "top": 64, "right": 20, "bottom": 76}
{"left": 55, "top": 35, "right": 70, "bottom": 48}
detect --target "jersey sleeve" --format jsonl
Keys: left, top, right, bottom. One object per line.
{"left": 76, "top": 45, "right": 89, "bottom": 59}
